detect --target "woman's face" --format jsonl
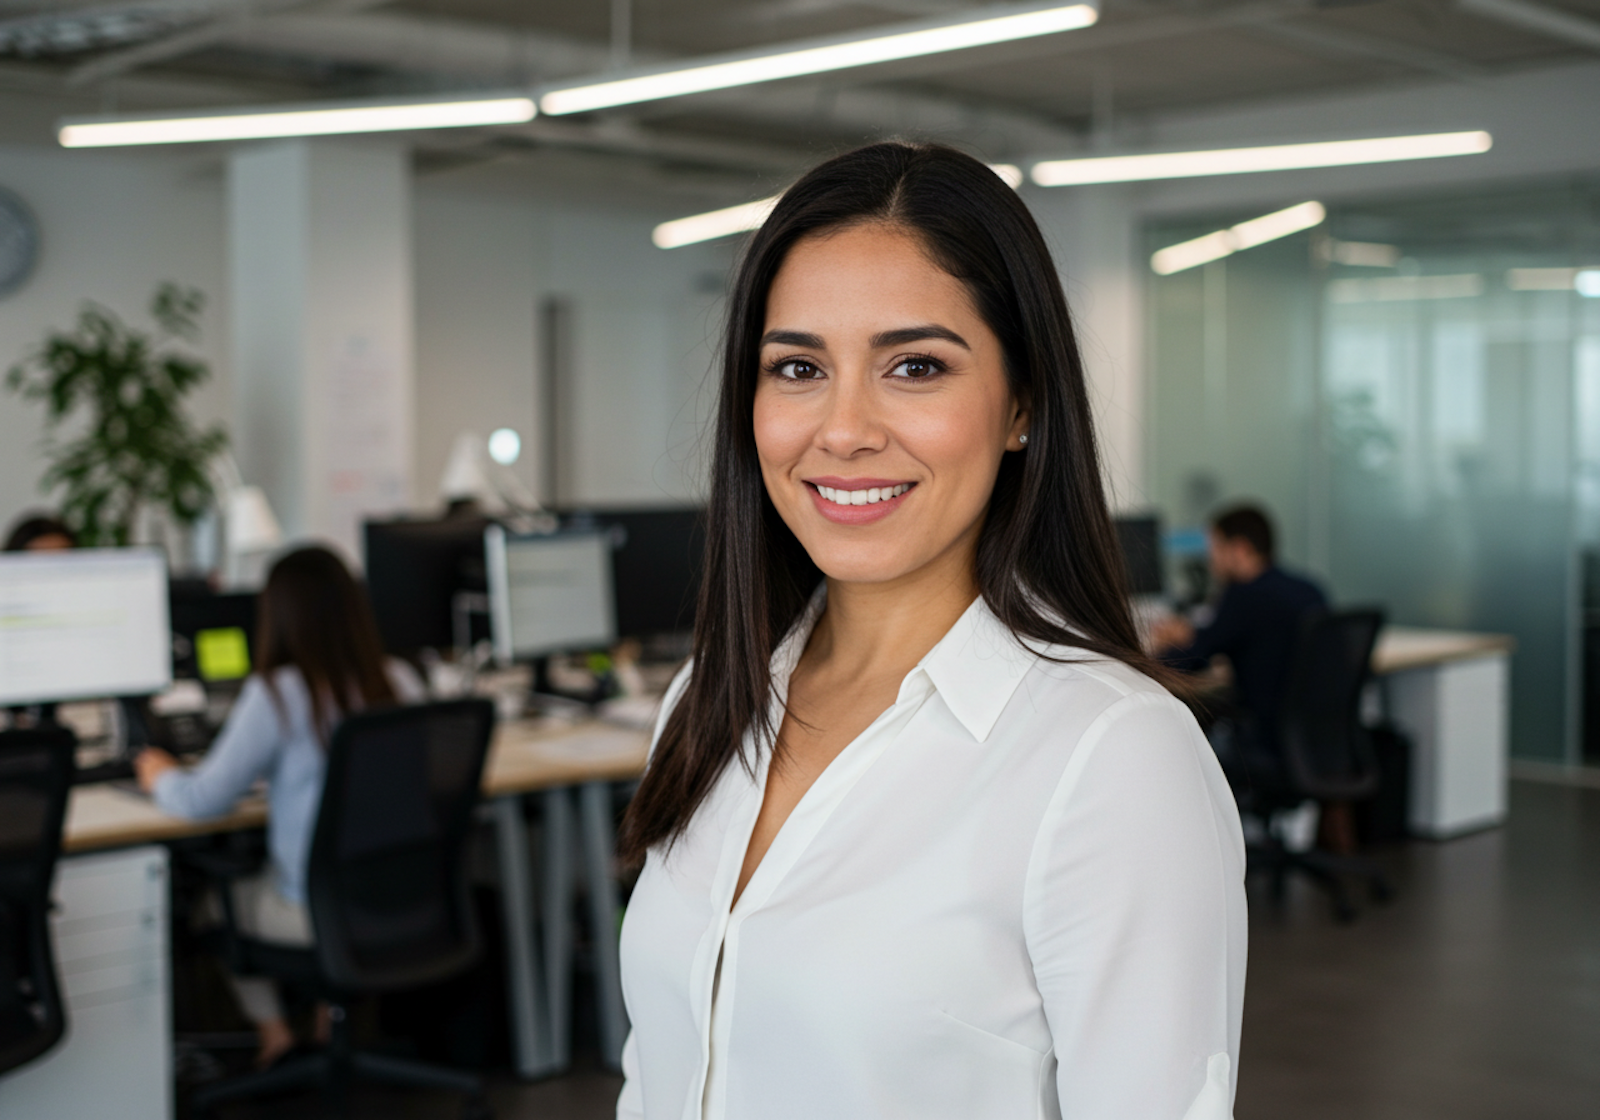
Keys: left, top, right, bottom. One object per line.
{"left": 754, "top": 223, "right": 1028, "bottom": 587}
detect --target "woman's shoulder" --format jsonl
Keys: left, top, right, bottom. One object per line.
{"left": 1001, "top": 638, "right": 1199, "bottom": 763}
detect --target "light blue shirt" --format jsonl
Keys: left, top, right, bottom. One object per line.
{"left": 153, "top": 660, "right": 424, "bottom": 906}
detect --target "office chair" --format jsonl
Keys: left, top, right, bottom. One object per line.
{"left": 1242, "top": 608, "right": 1395, "bottom": 923}
{"left": 0, "top": 727, "right": 75, "bottom": 1077}
{"left": 189, "top": 699, "right": 496, "bottom": 1119}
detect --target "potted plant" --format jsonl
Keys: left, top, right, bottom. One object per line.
{"left": 6, "top": 283, "right": 228, "bottom": 549}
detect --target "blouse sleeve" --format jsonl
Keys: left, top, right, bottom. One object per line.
{"left": 615, "top": 1029, "right": 644, "bottom": 1120}
{"left": 1023, "top": 690, "right": 1247, "bottom": 1119}
{"left": 152, "top": 675, "right": 286, "bottom": 820}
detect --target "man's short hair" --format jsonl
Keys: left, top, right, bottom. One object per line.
{"left": 1211, "top": 505, "right": 1275, "bottom": 563}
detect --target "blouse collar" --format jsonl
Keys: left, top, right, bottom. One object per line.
{"left": 769, "top": 585, "right": 1038, "bottom": 746}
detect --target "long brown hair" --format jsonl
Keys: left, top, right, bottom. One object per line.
{"left": 617, "top": 141, "right": 1183, "bottom": 865}
{"left": 255, "top": 545, "right": 397, "bottom": 742}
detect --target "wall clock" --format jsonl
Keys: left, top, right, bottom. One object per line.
{"left": 0, "top": 187, "right": 40, "bottom": 298}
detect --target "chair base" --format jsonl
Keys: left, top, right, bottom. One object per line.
{"left": 1247, "top": 840, "right": 1394, "bottom": 923}
{"left": 189, "top": 1005, "right": 491, "bottom": 1119}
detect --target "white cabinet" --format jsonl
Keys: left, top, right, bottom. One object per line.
{"left": 0, "top": 845, "right": 171, "bottom": 1120}
{"left": 1387, "top": 654, "right": 1511, "bottom": 838}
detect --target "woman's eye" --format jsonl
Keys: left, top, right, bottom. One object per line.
{"left": 890, "top": 357, "right": 942, "bottom": 380}
{"left": 774, "top": 359, "right": 823, "bottom": 381}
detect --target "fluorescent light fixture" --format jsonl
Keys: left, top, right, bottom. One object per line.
{"left": 1151, "top": 201, "right": 1325, "bottom": 276}
{"left": 58, "top": 94, "right": 536, "bottom": 148}
{"left": 1329, "top": 274, "right": 1484, "bottom": 303}
{"left": 1033, "top": 131, "right": 1492, "bottom": 187}
{"left": 1506, "top": 267, "right": 1600, "bottom": 293}
{"left": 989, "top": 163, "right": 1025, "bottom": 189}
{"left": 1320, "top": 239, "right": 1402, "bottom": 268}
{"left": 652, "top": 163, "right": 1026, "bottom": 249}
{"left": 653, "top": 195, "right": 782, "bottom": 250}
{"left": 542, "top": 1, "right": 1098, "bottom": 115}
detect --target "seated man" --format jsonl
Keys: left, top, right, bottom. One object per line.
{"left": 1151, "top": 504, "right": 1327, "bottom": 780}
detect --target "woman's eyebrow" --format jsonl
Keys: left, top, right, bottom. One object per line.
{"left": 760, "top": 329, "right": 826, "bottom": 348}
{"left": 869, "top": 324, "right": 970, "bottom": 351}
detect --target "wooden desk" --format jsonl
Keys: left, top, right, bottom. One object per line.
{"left": 1373, "top": 626, "right": 1517, "bottom": 675}
{"left": 1372, "top": 627, "right": 1515, "bottom": 839}
{"left": 64, "top": 717, "right": 649, "bottom": 854}
{"left": 61, "top": 716, "right": 651, "bottom": 1081}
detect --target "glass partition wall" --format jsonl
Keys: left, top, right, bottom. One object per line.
{"left": 1146, "top": 181, "right": 1600, "bottom": 763}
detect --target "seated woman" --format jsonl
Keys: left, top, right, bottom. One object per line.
{"left": 135, "top": 546, "right": 424, "bottom": 1067}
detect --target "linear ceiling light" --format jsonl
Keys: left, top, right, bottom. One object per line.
{"left": 1034, "top": 131, "right": 1491, "bottom": 187}
{"left": 653, "top": 164, "right": 1026, "bottom": 249}
{"left": 58, "top": 95, "right": 537, "bottom": 148}
{"left": 541, "top": 1, "right": 1098, "bottom": 116}
{"left": 1151, "top": 201, "right": 1326, "bottom": 275}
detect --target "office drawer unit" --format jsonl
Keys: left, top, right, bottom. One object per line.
{"left": 0, "top": 845, "right": 171, "bottom": 1119}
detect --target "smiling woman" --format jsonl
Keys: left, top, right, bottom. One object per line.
{"left": 614, "top": 142, "right": 1245, "bottom": 1120}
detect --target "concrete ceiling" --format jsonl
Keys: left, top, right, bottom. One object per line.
{"left": 1, "top": 0, "right": 1597, "bottom": 190}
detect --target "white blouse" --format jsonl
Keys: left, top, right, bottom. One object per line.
{"left": 617, "top": 592, "right": 1246, "bottom": 1120}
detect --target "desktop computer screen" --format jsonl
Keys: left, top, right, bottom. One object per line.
{"left": 1114, "top": 516, "right": 1165, "bottom": 597}
{"left": 556, "top": 506, "right": 704, "bottom": 640}
{"left": 364, "top": 516, "right": 493, "bottom": 657}
{"left": 486, "top": 526, "right": 616, "bottom": 664}
{"left": 0, "top": 548, "right": 172, "bottom": 706}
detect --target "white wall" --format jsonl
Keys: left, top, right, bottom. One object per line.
{"left": 414, "top": 169, "right": 734, "bottom": 511}
{"left": 0, "top": 145, "right": 229, "bottom": 536}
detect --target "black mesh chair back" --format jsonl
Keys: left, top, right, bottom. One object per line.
{"left": 0, "top": 727, "right": 75, "bottom": 1075}
{"left": 306, "top": 698, "right": 495, "bottom": 992}
{"left": 1278, "top": 608, "right": 1385, "bottom": 801}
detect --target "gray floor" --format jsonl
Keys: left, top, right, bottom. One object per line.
{"left": 226, "top": 778, "right": 1600, "bottom": 1119}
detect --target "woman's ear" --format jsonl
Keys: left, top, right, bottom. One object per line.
{"left": 1006, "top": 396, "right": 1032, "bottom": 452}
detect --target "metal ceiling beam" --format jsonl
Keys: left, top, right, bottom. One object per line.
{"left": 1239, "top": 17, "right": 1486, "bottom": 83}
{"left": 1459, "top": 0, "right": 1600, "bottom": 52}
{"left": 66, "top": 0, "right": 391, "bottom": 86}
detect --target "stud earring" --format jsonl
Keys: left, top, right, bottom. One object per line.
{"left": 1018, "top": 433, "right": 1029, "bottom": 447}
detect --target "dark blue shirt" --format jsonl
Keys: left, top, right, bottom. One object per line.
{"left": 1164, "top": 566, "right": 1328, "bottom": 749}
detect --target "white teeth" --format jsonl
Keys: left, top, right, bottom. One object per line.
{"left": 816, "top": 483, "right": 911, "bottom": 506}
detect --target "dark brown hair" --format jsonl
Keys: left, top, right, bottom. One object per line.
{"left": 1212, "top": 504, "right": 1276, "bottom": 563}
{"left": 255, "top": 545, "right": 397, "bottom": 742}
{"left": 617, "top": 141, "right": 1180, "bottom": 864}
{"left": 4, "top": 512, "right": 77, "bottom": 552}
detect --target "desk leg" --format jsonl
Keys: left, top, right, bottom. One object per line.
{"left": 578, "top": 780, "right": 629, "bottom": 1070}
{"left": 491, "top": 794, "right": 562, "bottom": 1079}
{"left": 541, "top": 787, "right": 574, "bottom": 1073}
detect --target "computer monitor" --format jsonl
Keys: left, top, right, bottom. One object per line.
{"left": 556, "top": 506, "right": 704, "bottom": 641}
{"left": 486, "top": 526, "right": 616, "bottom": 664}
{"left": 363, "top": 516, "right": 493, "bottom": 657}
{"left": 1114, "top": 515, "right": 1165, "bottom": 597}
{"left": 169, "top": 587, "right": 258, "bottom": 683}
{"left": 0, "top": 548, "right": 172, "bottom": 706}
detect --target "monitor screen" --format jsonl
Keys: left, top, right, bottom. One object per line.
{"left": 169, "top": 588, "right": 257, "bottom": 682}
{"left": 557, "top": 506, "right": 704, "bottom": 640}
{"left": 364, "top": 516, "right": 492, "bottom": 656}
{"left": 1114, "top": 516, "right": 1165, "bottom": 597}
{"left": 486, "top": 526, "right": 616, "bottom": 663}
{"left": 0, "top": 549, "right": 172, "bottom": 706}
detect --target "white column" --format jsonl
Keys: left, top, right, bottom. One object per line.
{"left": 228, "top": 139, "right": 414, "bottom": 563}
{"left": 1031, "top": 186, "right": 1146, "bottom": 509}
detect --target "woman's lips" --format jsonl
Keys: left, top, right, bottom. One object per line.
{"left": 804, "top": 480, "right": 916, "bottom": 525}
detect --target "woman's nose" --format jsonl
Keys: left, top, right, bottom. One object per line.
{"left": 815, "top": 370, "right": 888, "bottom": 457}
